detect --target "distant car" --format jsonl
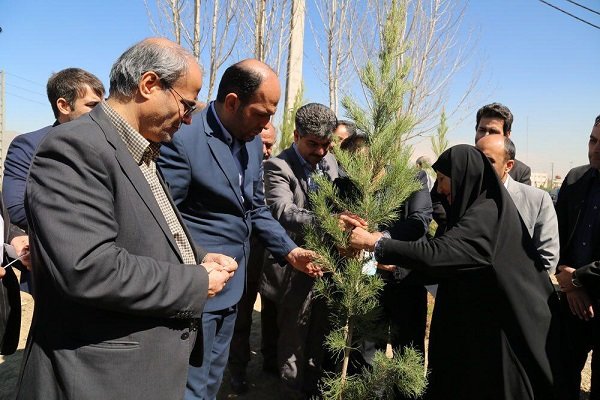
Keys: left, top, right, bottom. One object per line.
{"left": 549, "top": 188, "right": 560, "bottom": 206}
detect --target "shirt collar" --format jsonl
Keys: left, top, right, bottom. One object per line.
{"left": 101, "top": 101, "right": 161, "bottom": 166}
{"left": 210, "top": 101, "right": 235, "bottom": 148}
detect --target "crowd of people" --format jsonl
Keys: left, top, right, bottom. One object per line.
{"left": 0, "top": 37, "right": 599, "bottom": 400}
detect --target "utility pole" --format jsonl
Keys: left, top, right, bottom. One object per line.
{"left": 550, "top": 162, "right": 554, "bottom": 189}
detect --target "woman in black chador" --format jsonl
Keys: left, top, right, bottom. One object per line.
{"left": 343, "top": 144, "right": 563, "bottom": 400}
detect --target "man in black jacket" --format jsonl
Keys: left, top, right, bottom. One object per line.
{"left": 0, "top": 194, "right": 30, "bottom": 355}
{"left": 555, "top": 114, "right": 600, "bottom": 400}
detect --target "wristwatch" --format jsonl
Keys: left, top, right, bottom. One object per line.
{"left": 572, "top": 270, "right": 583, "bottom": 288}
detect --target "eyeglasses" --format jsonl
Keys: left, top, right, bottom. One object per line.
{"left": 169, "top": 87, "right": 197, "bottom": 120}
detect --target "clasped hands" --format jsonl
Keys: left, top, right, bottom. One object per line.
{"left": 556, "top": 264, "right": 595, "bottom": 321}
{"left": 201, "top": 253, "right": 237, "bottom": 298}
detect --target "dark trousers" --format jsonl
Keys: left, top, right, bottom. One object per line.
{"left": 560, "top": 296, "right": 600, "bottom": 400}
{"left": 228, "top": 239, "right": 279, "bottom": 376}
{"left": 186, "top": 307, "right": 237, "bottom": 400}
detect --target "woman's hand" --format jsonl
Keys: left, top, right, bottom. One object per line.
{"left": 348, "top": 227, "right": 382, "bottom": 252}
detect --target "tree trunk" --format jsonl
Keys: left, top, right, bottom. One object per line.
{"left": 340, "top": 318, "right": 353, "bottom": 399}
{"left": 193, "top": 0, "right": 200, "bottom": 59}
{"left": 255, "top": 0, "right": 267, "bottom": 61}
{"left": 207, "top": 0, "right": 219, "bottom": 101}
{"left": 284, "top": 0, "right": 305, "bottom": 115}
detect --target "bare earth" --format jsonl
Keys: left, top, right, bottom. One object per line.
{"left": 0, "top": 293, "right": 592, "bottom": 400}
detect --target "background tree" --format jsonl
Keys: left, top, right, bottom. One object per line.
{"left": 353, "top": 0, "right": 481, "bottom": 141}
{"left": 431, "top": 109, "right": 449, "bottom": 157}
{"left": 304, "top": 0, "right": 428, "bottom": 397}
{"left": 240, "top": 0, "right": 291, "bottom": 74}
{"left": 309, "top": 0, "right": 363, "bottom": 115}
{"left": 284, "top": 0, "right": 306, "bottom": 118}
{"left": 145, "top": 0, "right": 241, "bottom": 101}
{"left": 277, "top": 83, "right": 304, "bottom": 153}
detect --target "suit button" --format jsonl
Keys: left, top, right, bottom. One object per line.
{"left": 181, "top": 332, "right": 190, "bottom": 340}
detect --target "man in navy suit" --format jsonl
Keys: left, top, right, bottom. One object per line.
{"left": 3, "top": 68, "right": 105, "bottom": 231}
{"left": 158, "top": 59, "right": 321, "bottom": 400}
{"left": 2, "top": 68, "right": 104, "bottom": 292}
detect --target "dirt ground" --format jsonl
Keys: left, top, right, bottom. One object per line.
{"left": 0, "top": 293, "right": 592, "bottom": 400}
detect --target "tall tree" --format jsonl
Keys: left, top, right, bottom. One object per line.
{"left": 304, "top": 1, "right": 428, "bottom": 398}
{"left": 284, "top": 0, "right": 306, "bottom": 117}
{"left": 355, "top": 0, "right": 480, "bottom": 140}
{"left": 145, "top": 0, "right": 241, "bottom": 101}
{"left": 309, "top": 0, "right": 363, "bottom": 115}
{"left": 240, "top": 0, "right": 291, "bottom": 74}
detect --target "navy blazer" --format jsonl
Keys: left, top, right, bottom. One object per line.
{"left": 158, "top": 105, "right": 296, "bottom": 312}
{"left": 2, "top": 123, "right": 56, "bottom": 293}
{"left": 3, "top": 123, "right": 57, "bottom": 230}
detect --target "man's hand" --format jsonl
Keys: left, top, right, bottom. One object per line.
{"left": 348, "top": 227, "right": 382, "bottom": 252}
{"left": 565, "top": 288, "right": 595, "bottom": 321}
{"left": 201, "top": 261, "right": 232, "bottom": 298}
{"left": 0, "top": 266, "right": 5, "bottom": 279}
{"left": 286, "top": 247, "right": 322, "bottom": 278}
{"left": 338, "top": 212, "right": 368, "bottom": 232}
{"left": 202, "top": 253, "right": 238, "bottom": 278}
{"left": 556, "top": 265, "right": 577, "bottom": 293}
{"left": 10, "top": 235, "right": 30, "bottom": 270}
{"left": 377, "top": 263, "right": 395, "bottom": 272}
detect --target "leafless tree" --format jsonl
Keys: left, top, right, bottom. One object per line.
{"left": 240, "top": 0, "right": 291, "bottom": 75}
{"left": 145, "top": 0, "right": 242, "bottom": 101}
{"left": 353, "top": 0, "right": 483, "bottom": 141}
{"left": 309, "top": 0, "right": 365, "bottom": 116}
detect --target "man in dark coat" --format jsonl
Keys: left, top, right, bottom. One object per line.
{"left": 0, "top": 194, "right": 30, "bottom": 355}
{"left": 15, "top": 38, "right": 235, "bottom": 400}
{"left": 555, "top": 114, "right": 600, "bottom": 400}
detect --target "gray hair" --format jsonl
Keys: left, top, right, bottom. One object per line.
{"left": 109, "top": 39, "right": 192, "bottom": 98}
{"left": 295, "top": 103, "right": 338, "bottom": 138}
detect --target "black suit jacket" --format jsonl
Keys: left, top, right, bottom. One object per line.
{"left": 16, "top": 106, "right": 210, "bottom": 400}
{"left": 555, "top": 165, "right": 600, "bottom": 296}
{"left": 0, "top": 194, "right": 25, "bottom": 355}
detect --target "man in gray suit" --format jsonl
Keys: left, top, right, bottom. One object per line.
{"left": 477, "top": 134, "right": 559, "bottom": 272}
{"left": 16, "top": 38, "right": 236, "bottom": 400}
{"left": 263, "top": 103, "right": 339, "bottom": 397}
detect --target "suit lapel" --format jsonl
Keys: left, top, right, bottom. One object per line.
{"left": 90, "top": 108, "right": 183, "bottom": 262}
{"left": 285, "top": 147, "right": 310, "bottom": 200}
{"left": 204, "top": 108, "right": 245, "bottom": 211}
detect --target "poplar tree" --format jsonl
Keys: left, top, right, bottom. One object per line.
{"left": 303, "top": 0, "right": 428, "bottom": 398}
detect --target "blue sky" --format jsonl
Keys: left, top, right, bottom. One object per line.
{"left": 0, "top": 0, "right": 598, "bottom": 178}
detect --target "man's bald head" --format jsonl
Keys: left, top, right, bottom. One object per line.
{"left": 216, "top": 59, "right": 277, "bottom": 105}
{"left": 476, "top": 134, "right": 515, "bottom": 183}
{"left": 260, "top": 122, "right": 277, "bottom": 159}
{"left": 214, "top": 59, "right": 281, "bottom": 142}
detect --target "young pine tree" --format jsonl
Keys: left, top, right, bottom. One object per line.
{"left": 303, "top": 0, "right": 428, "bottom": 398}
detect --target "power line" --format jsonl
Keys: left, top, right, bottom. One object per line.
{"left": 537, "top": 0, "right": 600, "bottom": 30}
{"left": 565, "top": 0, "right": 600, "bottom": 16}
{"left": 5, "top": 91, "right": 47, "bottom": 106}
{"left": 4, "top": 71, "right": 45, "bottom": 87}
{"left": 6, "top": 82, "right": 46, "bottom": 97}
